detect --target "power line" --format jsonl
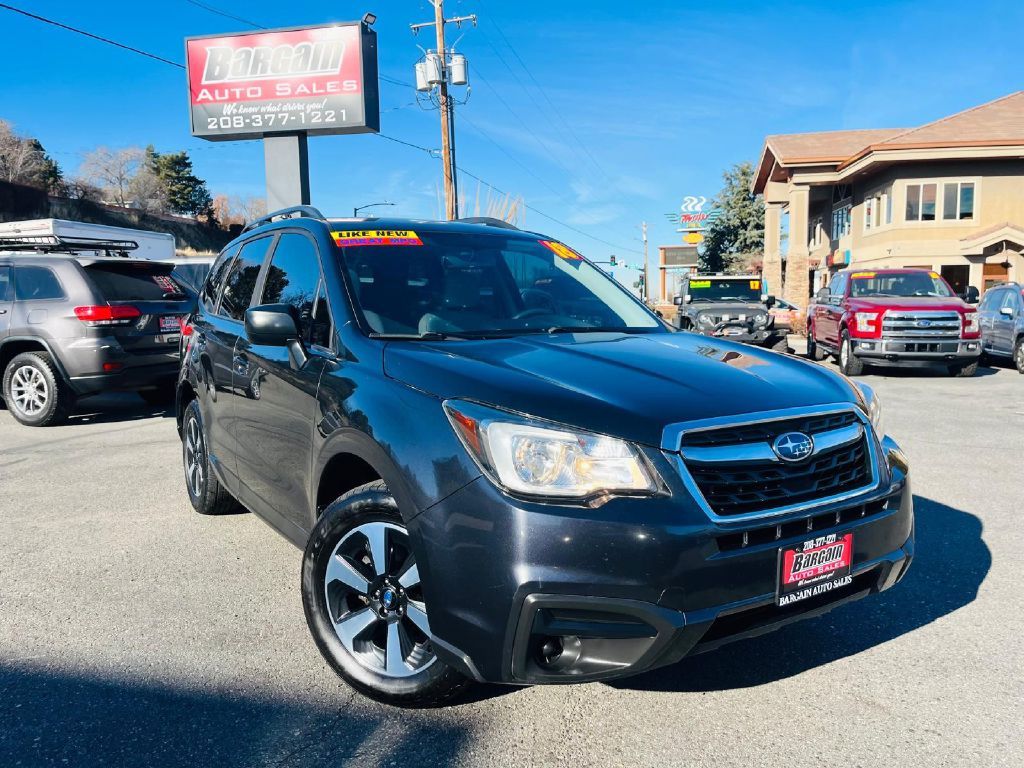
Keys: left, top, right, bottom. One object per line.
{"left": 1, "top": 0, "right": 634, "bottom": 254}
{"left": 183, "top": 0, "right": 263, "bottom": 29}
{"left": 0, "top": 3, "right": 185, "bottom": 68}
{"left": 476, "top": 0, "right": 613, "bottom": 185}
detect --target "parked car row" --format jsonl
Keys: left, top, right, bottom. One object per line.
{"left": 806, "top": 267, "right": 1023, "bottom": 377}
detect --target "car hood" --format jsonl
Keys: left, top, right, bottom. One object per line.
{"left": 383, "top": 332, "right": 860, "bottom": 448}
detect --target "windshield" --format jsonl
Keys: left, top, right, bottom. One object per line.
{"left": 687, "top": 278, "right": 763, "bottom": 302}
{"left": 335, "top": 230, "right": 662, "bottom": 338}
{"left": 849, "top": 271, "right": 954, "bottom": 298}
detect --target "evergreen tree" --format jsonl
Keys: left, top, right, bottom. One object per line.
{"left": 700, "top": 161, "right": 764, "bottom": 273}
{"left": 149, "top": 148, "right": 213, "bottom": 217}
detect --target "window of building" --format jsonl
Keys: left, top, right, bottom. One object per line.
{"left": 808, "top": 216, "right": 824, "bottom": 248}
{"left": 905, "top": 183, "right": 938, "bottom": 221}
{"left": 942, "top": 182, "right": 975, "bottom": 221}
{"left": 831, "top": 204, "right": 851, "bottom": 239}
{"left": 864, "top": 186, "right": 893, "bottom": 232}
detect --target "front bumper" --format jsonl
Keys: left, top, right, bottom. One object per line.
{"left": 852, "top": 336, "right": 980, "bottom": 366}
{"left": 410, "top": 436, "right": 913, "bottom": 685}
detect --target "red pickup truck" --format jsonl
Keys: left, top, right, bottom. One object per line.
{"left": 807, "top": 268, "right": 981, "bottom": 377}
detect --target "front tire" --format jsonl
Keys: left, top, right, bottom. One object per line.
{"left": 302, "top": 481, "right": 469, "bottom": 707}
{"left": 949, "top": 360, "right": 979, "bottom": 378}
{"left": 182, "top": 399, "right": 243, "bottom": 515}
{"left": 1014, "top": 338, "right": 1024, "bottom": 374}
{"left": 838, "top": 331, "right": 865, "bottom": 376}
{"left": 806, "top": 330, "right": 827, "bottom": 361}
{"left": 2, "top": 351, "right": 73, "bottom": 427}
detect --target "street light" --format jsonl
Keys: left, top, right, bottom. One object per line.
{"left": 353, "top": 201, "right": 395, "bottom": 217}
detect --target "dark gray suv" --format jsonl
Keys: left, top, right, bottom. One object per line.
{"left": 0, "top": 237, "right": 190, "bottom": 426}
{"left": 978, "top": 282, "right": 1024, "bottom": 372}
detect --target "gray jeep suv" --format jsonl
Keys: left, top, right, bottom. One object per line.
{"left": 0, "top": 236, "right": 190, "bottom": 426}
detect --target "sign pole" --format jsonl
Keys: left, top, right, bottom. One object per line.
{"left": 263, "top": 133, "right": 311, "bottom": 210}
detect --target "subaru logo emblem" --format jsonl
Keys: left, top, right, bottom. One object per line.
{"left": 772, "top": 432, "right": 814, "bottom": 462}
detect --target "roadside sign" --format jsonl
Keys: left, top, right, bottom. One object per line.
{"left": 185, "top": 22, "right": 380, "bottom": 141}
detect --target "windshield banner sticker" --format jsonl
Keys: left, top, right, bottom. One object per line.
{"left": 331, "top": 230, "right": 423, "bottom": 247}
{"left": 689, "top": 280, "right": 711, "bottom": 288}
{"left": 540, "top": 240, "right": 583, "bottom": 260}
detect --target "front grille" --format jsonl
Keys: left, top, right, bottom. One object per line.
{"left": 680, "top": 411, "right": 858, "bottom": 448}
{"left": 882, "top": 311, "right": 961, "bottom": 339}
{"left": 674, "top": 408, "right": 876, "bottom": 520}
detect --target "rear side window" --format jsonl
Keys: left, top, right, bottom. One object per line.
{"left": 260, "top": 233, "right": 326, "bottom": 343}
{"left": 85, "top": 266, "right": 185, "bottom": 302}
{"left": 0, "top": 266, "right": 10, "bottom": 301}
{"left": 201, "top": 246, "right": 237, "bottom": 311}
{"left": 14, "top": 266, "right": 64, "bottom": 301}
{"left": 220, "top": 237, "right": 272, "bottom": 321}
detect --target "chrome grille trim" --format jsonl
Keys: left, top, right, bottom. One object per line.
{"left": 882, "top": 310, "right": 961, "bottom": 339}
{"left": 681, "top": 422, "right": 863, "bottom": 464}
{"left": 662, "top": 404, "right": 883, "bottom": 525}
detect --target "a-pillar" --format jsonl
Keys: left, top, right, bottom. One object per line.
{"left": 763, "top": 202, "right": 783, "bottom": 297}
{"left": 784, "top": 185, "right": 811, "bottom": 307}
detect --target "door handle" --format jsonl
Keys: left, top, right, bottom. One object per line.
{"left": 0, "top": 308, "right": 7, "bottom": 314}
{"left": 233, "top": 354, "right": 250, "bottom": 376}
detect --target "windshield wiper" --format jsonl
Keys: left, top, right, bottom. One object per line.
{"left": 368, "top": 331, "right": 468, "bottom": 341}
{"left": 543, "top": 326, "right": 656, "bottom": 335}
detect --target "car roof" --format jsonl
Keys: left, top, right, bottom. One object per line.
{"left": 325, "top": 217, "right": 542, "bottom": 238}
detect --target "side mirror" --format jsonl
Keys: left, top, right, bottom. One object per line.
{"left": 764, "top": 294, "right": 776, "bottom": 308}
{"left": 1000, "top": 306, "right": 1014, "bottom": 317}
{"left": 963, "top": 285, "right": 980, "bottom": 304}
{"left": 245, "top": 303, "right": 300, "bottom": 345}
{"left": 673, "top": 295, "right": 683, "bottom": 305}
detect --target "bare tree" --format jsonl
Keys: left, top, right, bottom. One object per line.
{"left": 0, "top": 119, "right": 45, "bottom": 185}
{"left": 78, "top": 147, "right": 147, "bottom": 207}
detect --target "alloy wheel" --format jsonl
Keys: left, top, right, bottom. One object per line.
{"left": 324, "top": 521, "right": 436, "bottom": 679}
{"left": 184, "top": 415, "right": 206, "bottom": 497}
{"left": 840, "top": 339, "right": 850, "bottom": 368}
{"left": 1016, "top": 343, "right": 1024, "bottom": 372}
{"left": 10, "top": 365, "right": 48, "bottom": 416}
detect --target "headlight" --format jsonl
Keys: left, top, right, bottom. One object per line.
{"left": 753, "top": 313, "right": 768, "bottom": 327}
{"left": 963, "top": 311, "right": 979, "bottom": 334}
{"left": 444, "top": 400, "right": 658, "bottom": 499}
{"left": 698, "top": 314, "right": 715, "bottom": 327}
{"left": 855, "top": 382, "right": 884, "bottom": 437}
{"left": 854, "top": 311, "right": 880, "bottom": 334}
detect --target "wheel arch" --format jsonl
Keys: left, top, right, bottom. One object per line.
{"left": 0, "top": 337, "right": 68, "bottom": 381}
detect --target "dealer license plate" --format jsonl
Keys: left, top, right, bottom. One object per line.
{"left": 159, "top": 315, "right": 182, "bottom": 333}
{"left": 776, "top": 532, "right": 854, "bottom": 606}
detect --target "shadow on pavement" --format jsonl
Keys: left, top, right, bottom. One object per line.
{"left": 612, "top": 495, "right": 989, "bottom": 692}
{"left": 0, "top": 665, "right": 472, "bottom": 767}
{"left": 68, "top": 393, "right": 176, "bottom": 425}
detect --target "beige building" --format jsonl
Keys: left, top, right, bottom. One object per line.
{"left": 753, "top": 91, "right": 1024, "bottom": 306}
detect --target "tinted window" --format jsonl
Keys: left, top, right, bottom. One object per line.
{"left": 171, "top": 262, "right": 212, "bottom": 295}
{"left": 220, "top": 238, "right": 272, "bottom": 321}
{"left": 1000, "top": 290, "right": 1021, "bottom": 312}
{"left": 830, "top": 274, "right": 847, "bottom": 297}
{"left": 261, "top": 233, "right": 323, "bottom": 341}
{"left": 202, "top": 246, "right": 238, "bottom": 312}
{"left": 978, "top": 289, "right": 1002, "bottom": 311}
{"left": 86, "top": 265, "right": 186, "bottom": 302}
{"left": 0, "top": 266, "right": 10, "bottom": 302}
{"left": 309, "top": 281, "right": 333, "bottom": 348}
{"left": 14, "top": 266, "right": 64, "bottom": 301}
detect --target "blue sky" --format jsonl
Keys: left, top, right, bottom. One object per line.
{"left": 3, "top": 0, "right": 1024, "bottom": 276}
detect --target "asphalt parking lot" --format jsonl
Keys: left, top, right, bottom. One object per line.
{"left": 1, "top": 361, "right": 1021, "bottom": 768}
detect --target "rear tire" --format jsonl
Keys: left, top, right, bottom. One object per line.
{"left": 769, "top": 336, "right": 790, "bottom": 353}
{"left": 838, "top": 331, "right": 865, "bottom": 376}
{"left": 948, "top": 361, "right": 978, "bottom": 377}
{"left": 1014, "top": 338, "right": 1024, "bottom": 374}
{"left": 2, "top": 351, "right": 73, "bottom": 427}
{"left": 182, "top": 399, "right": 244, "bottom": 515}
{"left": 806, "top": 331, "right": 827, "bottom": 361}
{"left": 302, "top": 481, "right": 470, "bottom": 708}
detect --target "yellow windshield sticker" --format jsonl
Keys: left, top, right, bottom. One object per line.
{"left": 749, "top": 280, "right": 761, "bottom": 290}
{"left": 929, "top": 271, "right": 940, "bottom": 279}
{"left": 540, "top": 240, "right": 582, "bottom": 260}
{"left": 331, "top": 230, "right": 422, "bottom": 247}
{"left": 851, "top": 272, "right": 876, "bottom": 279}
{"left": 690, "top": 280, "right": 711, "bottom": 288}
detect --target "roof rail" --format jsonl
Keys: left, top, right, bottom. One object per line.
{"left": 0, "top": 234, "right": 139, "bottom": 256}
{"left": 243, "top": 205, "right": 326, "bottom": 233}
{"left": 458, "top": 216, "right": 519, "bottom": 230}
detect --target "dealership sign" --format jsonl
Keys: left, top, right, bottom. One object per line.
{"left": 185, "top": 23, "right": 379, "bottom": 141}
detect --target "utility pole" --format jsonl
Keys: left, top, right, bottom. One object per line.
{"left": 412, "top": 3, "right": 475, "bottom": 221}
{"left": 641, "top": 221, "right": 650, "bottom": 303}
